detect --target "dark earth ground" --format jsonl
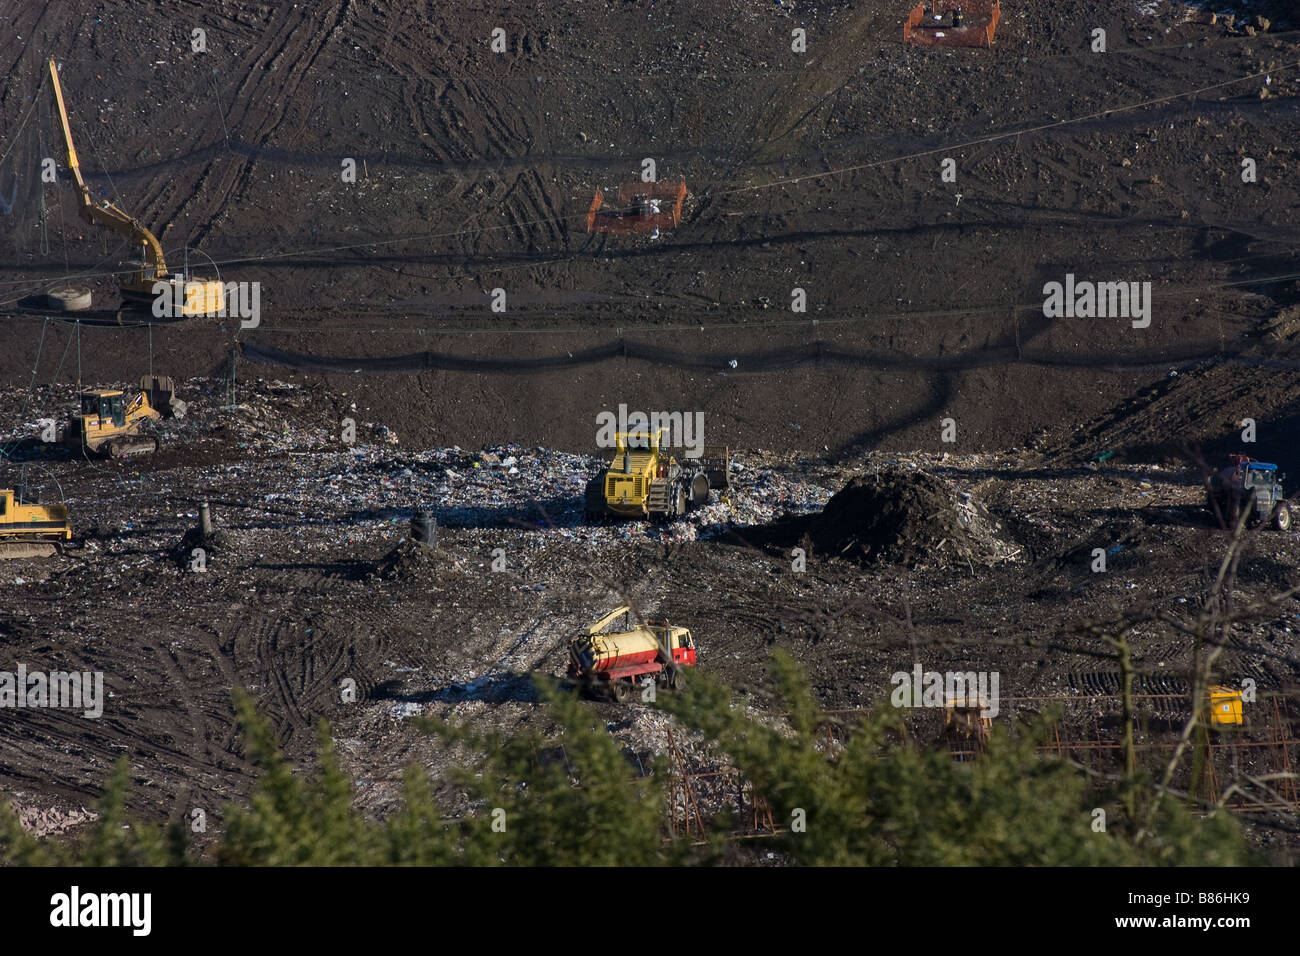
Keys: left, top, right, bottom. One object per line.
{"left": 0, "top": 0, "right": 1298, "bottom": 859}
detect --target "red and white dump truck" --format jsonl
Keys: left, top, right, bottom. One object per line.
{"left": 567, "top": 606, "right": 697, "bottom": 701}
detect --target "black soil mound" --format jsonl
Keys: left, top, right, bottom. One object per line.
{"left": 762, "top": 469, "right": 1016, "bottom": 569}
{"left": 369, "top": 537, "right": 456, "bottom": 580}
{"left": 173, "top": 526, "right": 234, "bottom": 569}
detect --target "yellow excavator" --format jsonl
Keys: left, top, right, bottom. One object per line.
{"left": 47, "top": 57, "right": 223, "bottom": 316}
{"left": 0, "top": 489, "right": 71, "bottom": 558}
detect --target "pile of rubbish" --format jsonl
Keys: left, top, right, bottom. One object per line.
{"left": 780, "top": 468, "right": 1018, "bottom": 569}
{"left": 173, "top": 502, "right": 234, "bottom": 571}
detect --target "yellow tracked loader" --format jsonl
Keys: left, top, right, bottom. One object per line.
{"left": 0, "top": 489, "right": 71, "bottom": 558}
{"left": 63, "top": 375, "right": 183, "bottom": 458}
{"left": 584, "top": 428, "right": 729, "bottom": 522}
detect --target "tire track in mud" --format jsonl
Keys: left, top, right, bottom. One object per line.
{"left": 179, "top": 2, "right": 349, "bottom": 248}
{"left": 135, "top": 634, "right": 256, "bottom": 808}
{"left": 416, "top": 8, "right": 563, "bottom": 259}
{"left": 363, "top": 4, "right": 565, "bottom": 263}
{"left": 220, "top": 568, "right": 330, "bottom": 738}
{"left": 0, "top": 613, "right": 258, "bottom": 809}
{"left": 63, "top": 5, "right": 348, "bottom": 258}
{"left": 0, "top": 2, "right": 53, "bottom": 107}
{"left": 446, "top": 81, "right": 563, "bottom": 257}
{"left": 202, "top": 563, "right": 390, "bottom": 747}
{"left": 197, "top": 624, "right": 254, "bottom": 755}
{"left": 490, "top": 613, "right": 569, "bottom": 675}
{"left": 1041, "top": 348, "right": 1300, "bottom": 465}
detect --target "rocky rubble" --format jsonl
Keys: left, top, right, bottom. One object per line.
{"left": 10, "top": 803, "right": 98, "bottom": 837}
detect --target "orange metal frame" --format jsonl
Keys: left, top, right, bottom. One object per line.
{"left": 586, "top": 181, "right": 687, "bottom": 235}
{"left": 904, "top": 0, "right": 1001, "bottom": 47}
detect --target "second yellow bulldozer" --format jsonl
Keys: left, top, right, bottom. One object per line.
{"left": 62, "top": 375, "right": 184, "bottom": 458}
{"left": 0, "top": 489, "right": 71, "bottom": 558}
{"left": 584, "top": 428, "right": 729, "bottom": 522}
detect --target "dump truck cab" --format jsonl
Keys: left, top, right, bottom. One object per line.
{"left": 644, "top": 619, "right": 697, "bottom": 669}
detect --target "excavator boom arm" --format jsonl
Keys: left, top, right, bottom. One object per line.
{"left": 47, "top": 58, "right": 168, "bottom": 278}
{"left": 587, "top": 605, "right": 632, "bottom": 635}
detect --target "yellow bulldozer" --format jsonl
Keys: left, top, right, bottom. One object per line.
{"left": 0, "top": 489, "right": 71, "bottom": 558}
{"left": 584, "top": 429, "right": 729, "bottom": 522}
{"left": 62, "top": 375, "right": 184, "bottom": 458}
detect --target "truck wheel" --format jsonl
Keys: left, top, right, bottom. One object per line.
{"left": 1276, "top": 505, "right": 1292, "bottom": 531}
{"left": 1245, "top": 492, "right": 1261, "bottom": 528}
{"left": 610, "top": 679, "right": 630, "bottom": 703}
{"left": 689, "top": 474, "right": 709, "bottom": 508}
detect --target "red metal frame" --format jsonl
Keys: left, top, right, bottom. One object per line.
{"left": 606, "top": 662, "right": 665, "bottom": 681}
{"left": 904, "top": 0, "right": 1001, "bottom": 48}
{"left": 586, "top": 181, "right": 687, "bottom": 235}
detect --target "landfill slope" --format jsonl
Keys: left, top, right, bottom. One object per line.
{"left": 0, "top": 0, "right": 1296, "bottom": 454}
{"left": 0, "top": 0, "right": 1297, "bottom": 859}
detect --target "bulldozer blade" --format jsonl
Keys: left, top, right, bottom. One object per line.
{"left": 666, "top": 445, "right": 730, "bottom": 487}
{"left": 139, "top": 374, "right": 180, "bottom": 419}
{"left": 698, "top": 445, "right": 731, "bottom": 490}
{"left": 0, "top": 541, "right": 60, "bottom": 559}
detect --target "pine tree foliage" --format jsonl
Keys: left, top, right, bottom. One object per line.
{"left": 0, "top": 661, "right": 1251, "bottom": 866}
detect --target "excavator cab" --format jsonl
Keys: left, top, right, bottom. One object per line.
{"left": 127, "top": 271, "right": 225, "bottom": 316}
